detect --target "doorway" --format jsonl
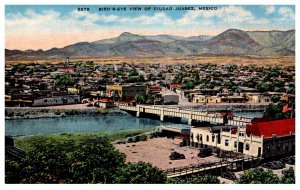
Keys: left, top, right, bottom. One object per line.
{"left": 238, "top": 142, "right": 244, "bottom": 153}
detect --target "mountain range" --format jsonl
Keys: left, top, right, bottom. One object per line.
{"left": 5, "top": 29, "right": 295, "bottom": 60}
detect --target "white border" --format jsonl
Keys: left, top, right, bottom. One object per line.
{"left": 1, "top": 1, "right": 298, "bottom": 190}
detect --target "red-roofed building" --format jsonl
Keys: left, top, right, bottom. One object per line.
{"left": 246, "top": 119, "right": 295, "bottom": 138}
{"left": 95, "top": 98, "right": 114, "bottom": 108}
{"left": 219, "top": 118, "right": 295, "bottom": 158}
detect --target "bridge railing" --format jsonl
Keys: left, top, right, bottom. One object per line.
{"left": 164, "top": 155, "right": 258, "bottom": 177}
{"left": 119, "top": 104, "right": 252, "bottom": 126}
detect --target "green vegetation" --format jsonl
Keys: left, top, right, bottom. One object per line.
{"left": 263, "top": 101, "right": 294, "bottom": 119}
{"left": 135, "top": 94, "right": 158, "bottom": 105}
{"left": 7, "top": 134, "right": 165, "bottom": 184}
{"left": 236, "top": 168, "right": 280, "bottom": 184}
{"left": 182, "top": 80, "right": 196, "bottom": 89}
{"left": 167, "top": 175, "right": 220, "bottom": 184}
{"left": 54, "top": 73, "right": 75, "bottom": 86}
{"left": 237, "top": 167, "right": 295, "bottom": 184}
{"left": 281, "top": 167, "right": 295, "bottom": 184}
{"left": 14, "top": 129, "right": 153, "bottom": 152}
{"left": 113, "top": 162, "right": 166, "bottom": 184}
{"left": 271, "top": 95, "right": 281, "bottom": 103}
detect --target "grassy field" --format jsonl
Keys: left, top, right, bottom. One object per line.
{"left": 15, "top": 128, "right": 153, "bottom": 152}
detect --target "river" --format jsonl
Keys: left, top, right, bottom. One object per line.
{"left": 5, "top": 112, "right": 263, "bottom": 137}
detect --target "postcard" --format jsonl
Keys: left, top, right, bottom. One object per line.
{"left": 4, "top": 3, "right": 295, "bottom": 185}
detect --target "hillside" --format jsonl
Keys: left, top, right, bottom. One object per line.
{"left": 5, "top": 29, "right": 295, "bottom": 60}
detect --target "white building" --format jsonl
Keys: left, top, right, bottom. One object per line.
{"left": 33, "top": 95, "right": 80, "bottom": 106}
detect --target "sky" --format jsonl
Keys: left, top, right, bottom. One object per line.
{"left": 5, "top": 5, "right": 295, "bottom": 50}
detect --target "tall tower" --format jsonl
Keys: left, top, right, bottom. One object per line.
{"left": 66, "top": 57, "right": 70, "bottom": 64}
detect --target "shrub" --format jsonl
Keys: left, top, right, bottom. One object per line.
{"left": 169, "top": 151, "right": 185, "bottom": 160}
{"left": 236, "top": 168, "right": 280, "bottom": 184}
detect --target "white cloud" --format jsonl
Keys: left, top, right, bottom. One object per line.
{"left": 5, "top": 6, "right": 295, "bottom": 50}
{"left": 278, "top": 7, "right": 295, "bottom": 19}
{"left": 266, "top": 6, "right": 276, "bottom": 14}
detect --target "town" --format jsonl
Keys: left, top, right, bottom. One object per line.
{"left": 5, "top": 58, "right": 295, "bottom": 108}
{"left": 5, "top": 57, "right": 295, "bottom": 183}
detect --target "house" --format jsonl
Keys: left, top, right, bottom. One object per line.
{"left": 170, "top": 83, "right": 182, "bottom": 92}
{"left": 220, "top": 96, "right": 246, "bottom": 103}
{"left": 68, "top": 88, "right": 79, "bottom": 94}
{"left": 32, "top": 95, "right": 80, "bottom": 106}
{"left": 57, "top": 67, "right": 75, "bottom": 73}
{"left": 248, "top": 94, "right": 271, "bottom": 104}
{"left": 193, "top": 95, "right": 221, "bottom": 103}
{"left": 96, "top": 98, "right": 114, "bottom": 108}
{"left": 280, "top": 94, "right": 295, "bottom": 104}
{"left": 106, "top": 84, "right": 147, "bottom": 100}
{"left": 162, "top": 94, "right": 179, "bottom": 105}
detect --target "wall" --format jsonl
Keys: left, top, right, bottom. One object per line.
{"left": 33, "top": 95, "right": 80, "bottom": 106}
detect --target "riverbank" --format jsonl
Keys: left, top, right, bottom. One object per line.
{"left": 14, "top": 128, "right": 154, "bottom": 152}
{"left": 5, "top": 107, "right": 127, "bottom": 120}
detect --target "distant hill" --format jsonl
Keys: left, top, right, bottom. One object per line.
{"left": 5, "top": 29, "right": 295, "bottom": 60}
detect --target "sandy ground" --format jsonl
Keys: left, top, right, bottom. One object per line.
{"left": 114, "top": 137, "right": 220, "bottom": 170}
{"left": 6, "top": 56, "right": 295, "bottom": 67}
{"left": 45, "top": 103, "right": 98, "bottom": 110}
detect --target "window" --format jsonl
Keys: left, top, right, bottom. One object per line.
{"left": 225, "top": 139, "right": 229, "bottom": 146}
{"left": 239, "top": 132, "right": 244, "bottom": 137}
{"left": 246, "top": 143, "right": 250, "bottom": 151}
{"left": 44, "top": 99, "right": 47, "bottom": 103}
{"left": 206, "top": 135, "right": 209, "bottom": 142}
{"left": 234, "top": 141, "right": 237, "bottom": 148}
{"left": 212, "top": 135, "right": 215, "bottom": 142}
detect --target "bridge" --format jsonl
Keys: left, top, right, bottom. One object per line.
{"left": 119, "top": 104, "right": 252, "bottom": 127}
{"left": 164, "top": 154, "right": 260, "bottom": 178}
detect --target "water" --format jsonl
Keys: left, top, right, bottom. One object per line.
{"left": 232, "top": 111, "right": 263, "bottom": 118}
{"left": 5, "top": 112, "right": 263, "bottom": 137}
{"left": 5, "top": 115, "right": 172, "bottom": 137}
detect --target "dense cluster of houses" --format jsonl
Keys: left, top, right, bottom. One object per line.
{"left": 5, "top": 59, "right": 295, "bottom": 107}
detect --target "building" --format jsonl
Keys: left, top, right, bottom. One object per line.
{"left": 162, "top": 94, "right": 179, "bottom": 105}
{"left": 220, "top": 96, "right": 246, "bottom": 103}
{"left": 159, "top": 124, "right": 191, "bottom": 146}
{"left": 190, "top": 126, "right": 231, "bottom": 149}
{"left": 248, "top": 94, "right": 271, "bottom": 104}
{"left": 193, "top": 95, "right": 221, "bottom": 103}
{"left": 32, "top": 95, "right": 80, "bottom": 106}
{"left": 106, "top": 84, "right": 147, "bottom": 100}
{"left": 280, "top": 94, "right": 295, "bottom": 104}
{"left": 190, "top": 119, "right": 295, "bottom": 158}
{"left": 96, "top": 98, "right": 114, "bottom": 108}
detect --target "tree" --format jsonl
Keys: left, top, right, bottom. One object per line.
{"left": 263, "top": 101, "right": 290, "bottom": 120}
{"left": 287, "top": 87, "right": 295, "bottom": 94}
{"left": 135, "top": 95, "right": 146, "bottom": 104}
{"left": 7, "top": 136, "right": 126, "bottom": 184}
{"left": 182, "top": 80, "right": 195, "bottom": 89}
{"left": 69, "top": 137, "right": 125, "bottom": 183}
{"left": 236, "top": 168, "right": 280, "bottom": 184}
{"left": 256, "top": 82, "right": 272, "bottom": 92}
{"left": 130, "top": 69, "right": 139, "bottom": 76}
{"left": 271, "top": 95, "right": 281, "bottom": 103}
{"left": 5, "top": 159, "right": 21, "bottom": 184}
{"left": 281, "top": 167, "right": 295, "bottom": 184}
{"left": 19, "top": 141, "right": 72, "bottom": 183}
{"left": 167, "top": 175, "right": 220, "bottom": 184}
{"left": 55, "top": 73, "right": 74, "bottom": 86}
{"left": 113, "top": 162, "right": 166, "bottom": 184}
